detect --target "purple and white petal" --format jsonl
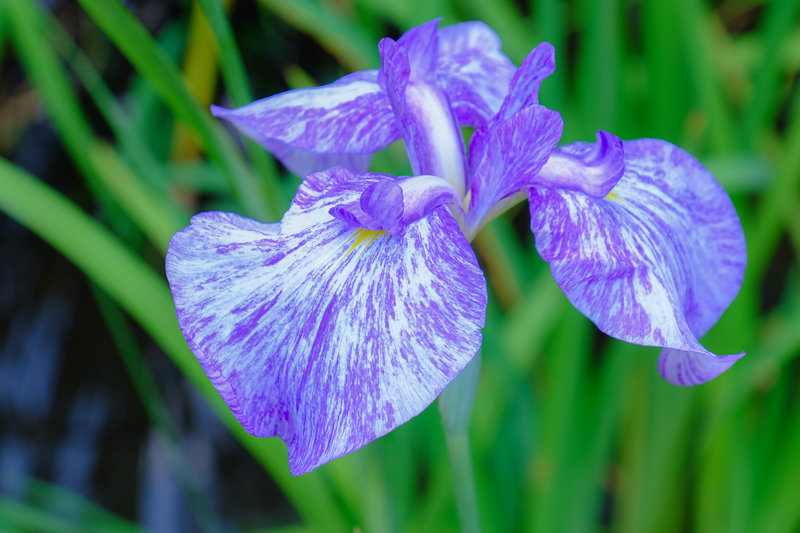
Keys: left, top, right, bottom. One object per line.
{"left": 658, "top": 349, "right": 744, "bottom": 386}
{"left": 329, "top": 174, "right": 461, "bottom": 235}
{"left": 394, "top": 18, "right": 441, "bottom": 81}
{"left": 495, "top": 42, "right": 556, "bottom": 122}
{"left": 466, "top": 105, "right": 563, "bottom": 232}
{"left": 435, "top": 21, "right": 517, "bottom": 125}
{"left": 528, "top": 139, "right": 746, "bottom": 384}
{"left": 211, "top": 70, "right": 399, "bottom": 176}
{"left": 534, "top": 130, "right": 625, "bottom": 198}
{"left": 380, "top": 40, "right": 468, "bottom": 196}
{"left": 167, "top": 167, "right": 486, "bottom": 474}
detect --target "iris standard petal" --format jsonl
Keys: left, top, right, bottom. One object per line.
{"left": 495, "top": 42, "right": 556, "bottom": 122}
{"left": 466, "top": 104, "right": 563, "bottom": 232}
{"left": 379, "top": 40, "right": 468, "bottom": 196}
{"left": 211, "top": 70, "right": 399, "bottom": 175}
{"left": 528, "top": 139, "right": 746, "bottom": 384}
{"left": 435, "top": 21, "right": 516, "bottom": 125}
{"left": 167, "top": 167, "right": 486, "bottom": 474}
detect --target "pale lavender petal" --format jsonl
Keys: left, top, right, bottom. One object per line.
{"left": 329, "top": 173, "right": 460, "bottom": 235}
{"left": 435, "top": 22, "right": 516, "bottom": 125}
{"left": 529, "top": 139, "right": 746, "bottom": 384}
{"left": 380, "top": 40, "right": 467, "bottom": 196}
{"left": 211, "top": 70, "right": 398, "bottom": 176}
{"left": 395, "top": 18, "right": 441, "bottom": 80}
{"left": 658, "top": 349, "right": 744, "bottom": 386}
{"left": 167, "top": 167, "right": 486, "bottom": 474}
{"left": 467, "top": 43, "right": 558, "bottom": 173}
{"left": 533, "top": 130, "right": 625, "bottom": 197}
{"left": 495, "top": 42, "right": 556, "bottom": 122}
{"left": 467, "top": 105, "right": 563, "bottom": 231}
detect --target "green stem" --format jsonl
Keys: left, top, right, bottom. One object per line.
{"left": 444, "top": 431, "right": 480, "bottom": 533}
{"left": 439, "top": 353, "right": 482, "bottom": 533}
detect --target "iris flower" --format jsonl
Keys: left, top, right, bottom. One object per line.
{"left": 166, "top": 19, "right": 746, "bottom": 474}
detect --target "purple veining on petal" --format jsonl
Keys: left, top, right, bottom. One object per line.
{"left": 379, "top": 38, "right": 468, "bottom": 196}
{"left": 167, "top": 167, "right": 486, "bottom": 474}
{"left": 467, "top": 43, "right": 557, "bottom": 174}
{"left": 210, "top": 70, "right": 399, "bottom": 176}
{"left": 496, "top": 42, "right": 556, "bottom": 121}
{"left": 467, "top": 104, "right": 563, "bottom": 231}
{"left": 395, "top": 18, "right": 441, "bottom": 81}
{"left": 533, "top": 130, "right": 625, "bottom": 197}
{"left": 658, "top": 349, "right": 744, "bottom": 386}
{"left": 435, "top": 21, "right": 516, "bottom": 125}
{"left": 529, "top": 138, "right": 746, "bottom": 384}
{"left": 330, "top": 173, "right": 461, "bottom": 235}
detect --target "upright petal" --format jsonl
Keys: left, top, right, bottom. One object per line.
{"left": 495, "top": 42, "right": 556, "bottom": 121}
{"left": 467, "top": 43, "right": 558, "bottom": 173}
{"left": 435, "top": 22, "right": 517, "bottom": 125}
{"left": 211, "top": 70, "right": 399, "bottom": 175}
{"left": 166, "top": 167, "right": 486, "bottom": 474}
{"left": 380, "top": 40, "right": 468, "bottom": 196}
{"left": 466, "top": 105, "right": 563, "bottom": 234}
{"left": 528, "top": 139, "right": 746, "bottom": 384}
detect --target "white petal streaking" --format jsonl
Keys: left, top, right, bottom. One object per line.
{"left": 166, "top": 168, "right": 486, "bottom": 474}
{"left": 529, "top": 139, "right": 746, "bottom": 385}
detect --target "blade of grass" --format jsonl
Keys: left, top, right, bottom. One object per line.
{"left": 24, "top": 476, "right": 148, "bottom": 533}
{"left": 0, "top": 499, "right": 85, "bottom": 533}
{"left": 575, "top": 0, "right": 621, "bottom": 136}
{"left": 75, "top": 0, "right": 274, "bottom": 221}
{"left": 748, "top": 88, "right": 800, "bottom": 283}
{"left": 45, "top": 10, "right": 178, "bottom": 202}
{"left": 257, "top": 0, "right": 377, "bottom": 71}
{"left": 527, "top": 308, "right": 590, "bottom": 533}
{"left": 675, "top": 0, "right": 736, "bottom": 152}
{"left": 196, "top": 0, "right": 283, "bottom": 213}
{"left": 92, "top": 287, "right": 223, "bottom": 533}
{"left": 171, "top": 1, "right": 223, "bottom": 161}
{"left": 88, "top": 141, "right": 185, "bottom": 252}
{"left": 740, "top": 0, "right": 800, "bottom": 146}
{"left": 0, "top": 158, "right": 348, "bottom": 532}
{"left": 6, "top": 0, "right": 113, "bottom": 213}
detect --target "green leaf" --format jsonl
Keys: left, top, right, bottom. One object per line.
{"left": 75, "top": 0, "right": 274, "bottom": 221}
{"left": 0, "top": 158, "right": 348, "bottom": 532}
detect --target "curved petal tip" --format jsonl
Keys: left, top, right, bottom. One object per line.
{"left": 658, "top": 348, "right": 745, "bottom": 386}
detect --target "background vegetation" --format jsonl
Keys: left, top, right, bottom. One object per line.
{"left": 1, "top": 0, "right": 798, "bottom": 531}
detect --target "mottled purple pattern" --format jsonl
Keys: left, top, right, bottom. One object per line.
{"left": 379, "top": 38, "right": 467, "bottom": 192}
{"left": 529, "top": 139, "right": 746, "bottom": 384}
{"left": 330, "top": 174, "right": 461, "bottom": 236}
{"left": 534, "top": 130, "right": 625, "bottom": 198}
{"left": 166, "top": 167, "right": 487, "bottom": 474}
{"left": 210, "top": 70, "right": 399, "bottom": 176}
{"left": 495, "top": 42, "right": 556, "bottom": 121}
{"left": 435, "top": 22, "right": 516, "bottom": 125}
{"left": 467, "top": 105, "right": 563, "bottom": 229}
{"left": 394, "top": 19, "right": 440, "bottom": 80}
{"left": 466, "top": 43, "right": 557, "bottom": 179}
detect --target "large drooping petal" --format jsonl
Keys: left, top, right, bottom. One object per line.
{"left": 528, "top": 139, "right": 746, "bottom": 384}
{"left": 211, "top": 70, "right": 399, "bottom": 175}
{"left": 435, "top": 21, "right": 517, "bottom": 125}
{"left": 166, "top": 167, "right": 486, "bottom": 474}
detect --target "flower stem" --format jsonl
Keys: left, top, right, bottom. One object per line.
{"left": 439, "top": 352, "right": 482, "bottom": 533}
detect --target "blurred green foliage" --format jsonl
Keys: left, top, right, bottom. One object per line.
{"left": 0, "top": 0, "right": 798, "bottom": 531}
